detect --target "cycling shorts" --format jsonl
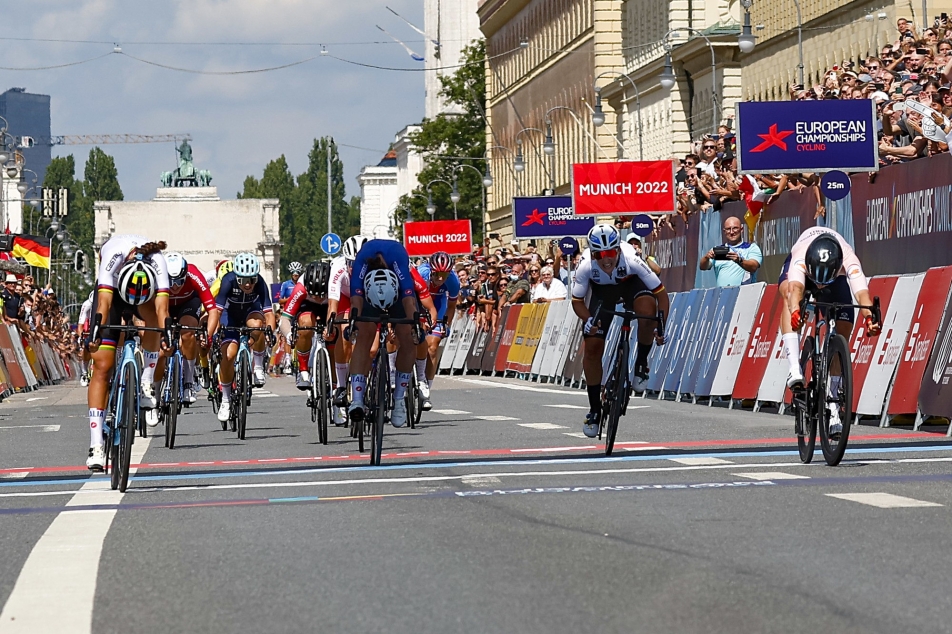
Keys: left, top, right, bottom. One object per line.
{"left": 779, "top": 255, "right": 854, "bottom": 323}
{"left": 583, "top": 277, "right": 653, "bottom": 340}
{"left": 429, "top": 321, "right": 448, "bottom": 340}
{"left": 90, "top": 292, "right": 141, "bottom": 348}
{"left": 170, "top": 296, "right": 203, "bottom": 321}
{"left": 221, "top": 304, "right": 266, "bottom": 346}
{"left": 298, "top": 302, "right": 338, "bottom": 344}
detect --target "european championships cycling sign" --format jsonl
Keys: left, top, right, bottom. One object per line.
{"left": 736, "top": 100, "right": 879, "bottom": 174}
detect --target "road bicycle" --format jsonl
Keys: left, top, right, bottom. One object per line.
{"left": 348, "top": 309, "right": 423, "bottom": 465}
{"left": 291, "top": 317, "right": 335, "bottom": 445}
{"left": 226, "top": 326, "right": 274, "bottom": 440}
{"left": 158, "top": 319, "right": 205, "bottom": 449}
{"left": 89, "top": 316, "right": 166, "bottom": 492}
{"left": 406, "top": 371, "right": 423, "bottom": 429}
{"left": 791, "top": 296, "right": 880, "bottom": 466}
{"left": 598, "top": 307, "right": 665, "bottom": 457}
{"left": 206, "top": 334, "right": 225, "bottom": 428}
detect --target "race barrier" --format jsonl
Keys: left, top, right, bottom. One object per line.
{"left": 440, "top": 264, "right": 952, "bottom": 432}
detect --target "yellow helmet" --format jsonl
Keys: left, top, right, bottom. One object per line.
{"left": 216, "top": 259, "right": 234, "bottom": 278}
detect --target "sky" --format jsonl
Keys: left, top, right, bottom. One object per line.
{"left": 1, "top": 0, "right": 428, "bottom": 201}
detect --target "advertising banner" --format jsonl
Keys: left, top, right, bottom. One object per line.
{"left": 918, "top": 284, "right": 952, "bottom": 420}
{"left": 513, "top": 196, "right": 594, "bottom": 239}
{"left": 707, "top": 283, "right": 766, "bottom": 397}
{"left": 551, "top": 310, "right": 581, "bottom": 380}
{"left": 644, "top": 216, "right": 699, "bottom": 293}
{"left": 561, "top": 320, "right": 586, "bottom": 385}
{"left": 466, "top": 324, "right": 490, "bottom": 373}
{"left": 482, "top": 308, "right": 510, "bottom": 374}
{"left": 645, "top": 292, "right": 691, "bottom": 393}
{"left": 662, "top": 289, "right": 709, "bottom": 394}
{"left": 572, "top": 161, "right": 676, "bottom": 216}
{"left": 856, "top": 273, "right": 923, "bottom": 416}
{"left": 888, "top": 266, "right": 952, "bottom": 415}
{"left": 495, "top": 306, "right": 522, "bottom": 373}
{"left": 849, "top": 152, "right": 952, "bottom": 276}
{"left": 532, "top": 301, "right": 568, "bottom": 377}
{"left": 0, "top": 326, "right": 29, "bottom": 389}
{"left": 438, "top": 314, "right": 467, "bottom": 372}
{"left": 404, "top": 219, "right": 472, "bottom": 257}
{"left": 846, "top": 276, "right": 898, "bottom": 412}
{"left": 678, "top": 288, "right": 724, "bottom": 396}
{"left": 692, "top": 286, "right": 742, "bottom": 398}
{"left": 451, "top": 318, "right": 478, "bottom": 371}
{"left": 737, "top": 99, "right": 878, "bottom": 174}
{"left": 732, "top": 284, "right": 781, "bottom": 400}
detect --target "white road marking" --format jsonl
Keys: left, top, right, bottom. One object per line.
{"left": 452, "top": 377, "right": 586, "bottom": 396}
{"left": 563, "top": 432, "right": 593, "bottom": 439}
{"left": 0, "top": 425, "right": 60, "bottom": 432}
{"left": 25, "top": 398, "right": 47, "bottom": 402}
{"left": 431, "top": 409, "right": 470, "bottom": 415}
{"left": 0, "top": 472, "right": 28, "bottom": 479}
{"left": 474, "top": 415, "right": 520, "bottom": 421}
{"left": 0, "top": 437, "right": 152, "bottom": 632}
{"left": 519, "top": 423, "right": 568, "bottom": 430}
{"left": 734, "top": 471, "right": 810, "bottom": 481}
{"left": 461, "top": 475, "right": 502, "bottom": 485}
{"left": 668, "top": 457, "right": 733, "bottom": 466}
{"left": 545, "top": 404, "right": 588, "bottom": 410}
{"left": 825, "top": 492, "right": 942, "bottom": 508}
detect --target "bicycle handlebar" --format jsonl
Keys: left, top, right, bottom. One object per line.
{"left": 600, "top": 309, "right": 667, "bottom": 339}
{"left": 800, "top": 296, "right": 881, "bottom": 325}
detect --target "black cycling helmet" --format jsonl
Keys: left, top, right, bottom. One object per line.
{"left": 303, "top": 260, "right": 332, "bottom": 296}
{"left": 805, "top": 235, "right": 843, "bottom": 285}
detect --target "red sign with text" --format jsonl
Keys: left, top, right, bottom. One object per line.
{"left": 572, "top": 160, "right": 676, "bottom": 216}
{"left": 403, "top": 219, "right": 472, "bottom": 257}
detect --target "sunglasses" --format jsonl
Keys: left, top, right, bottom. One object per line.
{"left": 868, "top": 65, "right": 880, "bottom": 70}
{"left": 530, "top": 269, "right": 541, "bottom": 274}
{"left": 237, "top": 276, "right": 257, "bottom": 285}
{"left": 592, "top": 248, "right": 619, "bottom": 261}
{"left": 703, "top": 145, "right": 716, "bottom": 150}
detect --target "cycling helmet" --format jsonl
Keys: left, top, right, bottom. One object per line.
{"left": 165, "top": 252, "right": 187, "bottom": 286}
{"left": 233, "top": 252, "right": 260, "bottom": 278}
{"left": 364, "top": 269, "right": 400, "bottom": 310}
{"left": 216, "top": 259, "right": 234, "bottom": 278}
{"left": 429, "top": 251, "right": 453, "bottom": 273}
{"left": 117, "top": 259, "right": 158, "bottom": 306}
{"left": 303, "top": 260, "right": 332, "bottom": 296}
{"left": 288, "top": 261, "right": 303, "bottom": 275}
{"left": 805, "top": 235, "right": 843, "bottom": 285}
{"left": 342, "top": 235, "right": 370, "bottom": 262}
{"left": 587, "top": 224, "right": 621, "bottom": 252}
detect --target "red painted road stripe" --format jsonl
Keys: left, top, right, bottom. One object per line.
{"left": 0, "top": 431, "right": 945, "bottom": 476}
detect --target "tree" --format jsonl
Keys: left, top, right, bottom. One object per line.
{"left": 403, "top": 40, "right": 487, "bottom": 242}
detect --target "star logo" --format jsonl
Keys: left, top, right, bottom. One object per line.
{"left": 750, "top": 123, "right": 794, "bottom": 152}
{"left": 521, "top": 208, "right": 546, "bottom": 226}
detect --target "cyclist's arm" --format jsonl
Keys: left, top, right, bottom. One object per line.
{"left": 420, "top": 294, "right": 437, "bottom": 327}
{"left": 444, "top": 298, "right": 458, "bottom": 326}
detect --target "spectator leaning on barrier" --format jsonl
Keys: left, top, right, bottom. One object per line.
{"left": 699, "top": 216, "right": 763, "bottom": 286}
{"left": 504, "top": 260, "right": 532, "bottom": 306}
{"left": 2, "top": 274, "right": 23, "bottom": 325}
{"left": 531, "top": 266, "right": 567, "bottom": 303}
{"left": 627, "top": 234, "right": 662, "bottom": 275}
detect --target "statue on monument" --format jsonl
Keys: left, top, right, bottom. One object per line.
{"left": 160, "top": 139, "right": 213, "bottom": 187}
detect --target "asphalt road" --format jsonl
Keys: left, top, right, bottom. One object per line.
{"left": 1, "top": 373, "right": 952, "bottom": 633}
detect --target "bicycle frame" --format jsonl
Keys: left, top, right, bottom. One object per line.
{"left": 105, "top": 337, "right": 142, "bottom": 449}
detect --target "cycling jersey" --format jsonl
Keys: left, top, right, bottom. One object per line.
{"left": 279, "top": 279, "right": 296, "bottom": 301}
{"left": 282, "top": 282, "right": 328, "bottom": 319}
{"left": 410, "top": 268, "right": 432, "bottom": 301}
{"left": 328, "top": 256, "right": 351, "bottom": 302}
{"left": 415, "top": 262, "right": 459, "bottom": 320}
{"left": 785, "top": 227, "right": 867, "bottom": 297}
{"left": 215, "top": 271, "right": 272, "bottom": 315}
{"left": 170, "top": 263, "right": 217, "bottom": 313}
{"left": 96, "top": 234, "right": 170, "bottom": 296}
{"left": 571, "top": 242, "right": 664, "bottom": 300}
{"left": 78, "top": 299, "right": 93, "bottom": 330}
{"left": 350, "top": 239, "right": 415, "bottom": 300}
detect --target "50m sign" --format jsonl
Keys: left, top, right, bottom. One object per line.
{"left": 572, "top": 161, "right": 676, "bottom": 216}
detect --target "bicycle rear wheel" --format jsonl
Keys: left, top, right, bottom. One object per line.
{"left": 795, "top": 337, "right": 817, "bottom": 464}
{"left": 166, "top": 355, "right": 181, "bottom": 449}
{"left": 118, "top": 364, "right": 137, "bottom": 492}
{"left": 109, "top": 429, "right": 120, "bottom": 490}
{"left": 819, "top": 334, "right": 853, "bottom": 466}
{"left": 315, "top": 348, "right": 330, "bottom": 445}
{"left": 236, "top": 354, "right": 249, "bottom": 440}
{"left": 407, "top": 373, "right": 419, "bottom": 429}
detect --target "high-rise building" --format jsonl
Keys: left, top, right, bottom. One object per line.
{"left": 425, "top": 0, "right": 481, "bottom": 118}
{"left": 0, "top": 88, "right": 52, "bottom": 187}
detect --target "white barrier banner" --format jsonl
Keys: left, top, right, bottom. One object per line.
{"left": 451, "top": 317, "right": 477, "bottom": 370}
{"left": 708, "top": 284, "right": 766, "bottom": 397}
{"left": 856, "top": 273, "right": 924, "bottom": 416}
{"left": 438, "top": 313, "right": 468, "bottom": 372}
{"left": 662, "top": 289, "right": 710, "bottom": 394}
{"left": 534, "top": 301, "right": 569, "bottom": 377}
{"left": 756, "top": 323, "right": 790, "bottom": 405}
{"left": 6, "top": 326, "right": 38, "bottom": 387}
{"left": 553, "top": 313, "right": 582, "bottom": 380}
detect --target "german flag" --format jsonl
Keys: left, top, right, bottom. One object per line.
{"left": 12, "top": 235, "right": 51, "bottom": 269}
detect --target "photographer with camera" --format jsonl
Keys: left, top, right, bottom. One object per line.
{"left": 699, "top": 216, "right": 762, "bottom": 287}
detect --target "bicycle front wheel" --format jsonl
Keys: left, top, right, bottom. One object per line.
{"left": 166, "top": 356, "right": 181, "bottom": 449}
{"left": 603, "top": 343, "right": 628, "bottom": 457}
{"left": 119, "top": 364, "right": 137, "bottom": 492}
{"left": 370, "top": 355, "right": 388, "bottom": 465}
{"left": 236, "top": 354, "right": 249, "bottom": 440}
{"left": 819, "top": 334, "right": 853, "bottom": 466}
{"left": 795, "top": 337, "right": 817, "bottom": 464}
{"left": 315, "top": 348, "right": 330, "bottom": 445}
{"left": 406, "top": 372, "right": 419, "bottom": 429}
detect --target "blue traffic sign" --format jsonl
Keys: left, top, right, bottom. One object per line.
{"left": 321, "top": 232, "right": 342, "bottom": 256}
{"left": 820, "top": 170, "right": 851, "bottom": 201}
{"left": 559, "top": 236, "right": 579, "bottom": 256}
{"left": 630, "top": 214, "right": 654, "bottom": 238}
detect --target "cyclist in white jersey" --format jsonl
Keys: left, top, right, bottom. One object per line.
{"left": 572, "top": 224, "right": 669, "bottom": 438}
{"left": 77, "top": 292, "right": 94, "bottom": 386}
{"left": 327, "top": 236, "right": 365, "bottom": 415}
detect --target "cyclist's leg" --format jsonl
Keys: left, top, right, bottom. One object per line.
{"left": 777, "top": 255, "right": 806, "bottom": 387}
{"left": 347, "top": 310, "right": 377, "bottom": 419}
{"left": 332, "top": 297, "right": 352, "bottom": 405}
{"left": 177, "top": 300, "right": 202, "bottom": 402}
{"left": 817, "top": 277, "right": 854, "bottom": 434}
{"left": 86, "top": 294, "right": 123, "bottom": 469}
{"left": 295, "top": 311, "right": 316, "bottom": 389}
{"left": 391, "top": 321, "right": 416, "bottom": 427}
{"left": 245, "top": 311, "right": 267, "bottom": 385}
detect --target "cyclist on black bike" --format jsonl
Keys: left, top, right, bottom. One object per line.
{"left": 779, "top": 227, "right": 882, "bottom": 436}
{"left": 280, "top": 260, "right": 333, "bottom": 392}
{"left": 572, "top": 224, "right": 669, "bottom": 439}
{"left": 413, "top": 251, "right": 459, "bottom": 411}
{"left": 347, "top": 239, "right": 420, "bottom": 428}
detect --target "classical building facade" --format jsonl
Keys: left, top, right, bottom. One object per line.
{"left": 357, "top": 151, "right": 399, "bottom": 238}
{"left": 426, "top": 0, "right": 483, "bottom": 118}
{"left": 94, "top": 187, "right": 282, "bottom": 283}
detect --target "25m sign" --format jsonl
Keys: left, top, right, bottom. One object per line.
{"left": 404, "top": 219, "right": 472, "bottom": 257}
{"left": 572, "top": 161, "right": 676, "bottom": 216}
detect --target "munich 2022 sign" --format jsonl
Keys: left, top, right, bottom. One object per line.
{"left": 736, "top": 100, "right": 879, "bottom": 174}
{"left": 571, "top": 161, "right": 676, "bottom": 216}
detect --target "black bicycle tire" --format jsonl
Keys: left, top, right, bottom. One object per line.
{"left": 167, "top": 355, "right": 180, "bottom": 450}
{"left": 820, "top": 334, "right": 853, "bottom": 466}
{"left": 406, "top": 372, "right": 418, "bottom": 429}
{"left": 119, "top": 364, "right": 137, "bottom": 493}
{"left": 237, "top": 354, "right": 249, "bottom": 440}
{"left": 109, "top": 432, "right": 120, "bottom": 490}
{"left": 796, "top": 337, "right": 817, "bottom": 464}
{"left": 316, "top": 348, "right": 329, "bottom": 445}
{"left": 604, "top": 342, "right": 627, "bottom": 456}
{"left": 371, "top": 352, "right": 387, "bottom": 465}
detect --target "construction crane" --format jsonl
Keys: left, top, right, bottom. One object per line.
{"left": 18, "top": 134, "right": 191, "bottom": 148}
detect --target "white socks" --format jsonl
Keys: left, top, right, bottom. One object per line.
{"left": 351, "top": 374, "right": 367, "bottom": 405}
{"left": 253, "top": 350, "right": 265, "bottom": 370}
{"left": 395, "top": 372, "right": 412, "bottom": 401}
{"left": 89, "top": 408, "right": 105, "bottom": 446}
{"left": 415, "top": 358, "right": 427, "bottom": 381}
{"left": 782, "top": 333, "right": 800, "bottom": 374}
{"left": 335, "top": 363, "right": 349, "bottom": 389}
{"left": 142, "top": 350, "right": 159, "bottom": 385}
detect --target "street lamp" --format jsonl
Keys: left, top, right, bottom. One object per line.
{"left": 660, "top": 29, "right": 719, "bottom": 135}
{"left": 543, "top": 122, "right": 555, "bottom": 156}
{"left": 593, "top": 72, "right": 644, "bottom": 161}
{"left": 454, "top": 163, "right": 491, "bottom": 241}
{"left": 450, "top": 178, "right": 461, "bottom": 205}
{"left": 738, "top": 1, "right": 757, "bottom": 54}
{"left": 793, "top": 0, "right": 804, "bottom": 87}
{"left": 425, "top": 178, "right": 455, "bottom": 219}
{"left": 659, "top": 52, "right": 677, "bottom": 90}
{"left": 514, "top": 139, "right": 525, "bottom": 173}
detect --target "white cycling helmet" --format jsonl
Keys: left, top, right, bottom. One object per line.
{"left": 117, "top": 259, "right": 158, "bottom": 306}
{"left": 587, "top": 224, "right": 621, "bottom": 252}
{"left": 288, "top": 261, "right": 303, "bottom": 275}
{"left": 342, "top": 235, "right": 370, "bottom": 262}
{"left": 234, "top": 252, "right": 260, "bottom": 278}
{"left": 364, "top": 269, "right": 400, "bottom": 310}
{"left": 165, "top": 252, "right": 187, "bottom": 283}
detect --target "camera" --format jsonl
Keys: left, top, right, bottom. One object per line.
{"left": 489, "top": 233, "right": 500, "bottom": 240}
{"left": 916, "top": 48, "right": 930, "bottom": 56}
{"left": 712, "top": 245, "right": 731, "bottom": 260}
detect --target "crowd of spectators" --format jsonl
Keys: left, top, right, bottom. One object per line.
{"left": 0, "top": 271, "right": 81, "bottom": 366}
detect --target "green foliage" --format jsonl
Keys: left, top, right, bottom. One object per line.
{"left": 402, "top": 39, "right": 487, "bottom": 242}
{"left": 239, "top": 138, "right": 351, "bottom": 272}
